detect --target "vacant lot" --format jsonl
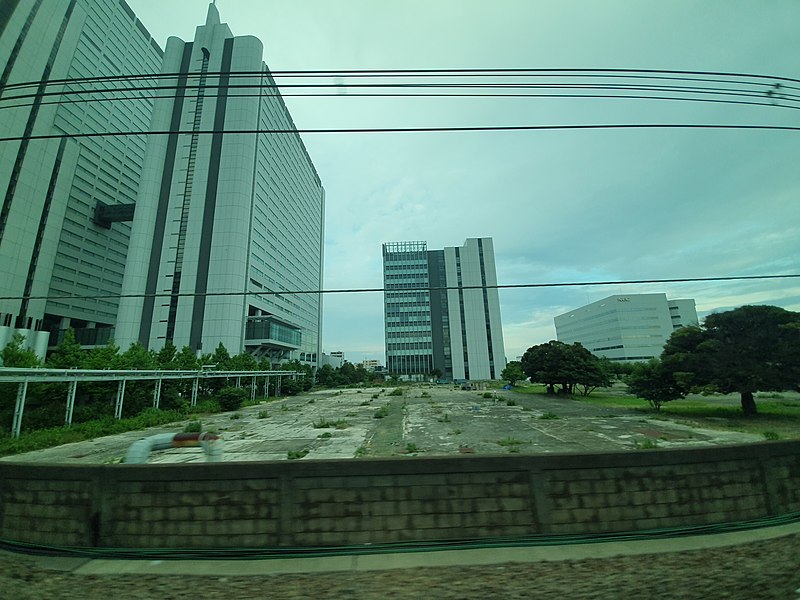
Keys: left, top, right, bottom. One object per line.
{"left": 4, "top": 383, "right": 789, "bottom": 464}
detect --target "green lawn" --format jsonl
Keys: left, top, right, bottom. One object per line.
{"left": 511, "top": 384, "right": 800, "bottom": 440}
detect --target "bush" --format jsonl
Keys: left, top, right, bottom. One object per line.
{"left": 281, "top": 378, "right": 303, "bottom": 396}
{"left": 387, "top": 388, "right": 403, "bottom": 396}
{"left": 217, "top": 386, "right": 248, "bottom": 411}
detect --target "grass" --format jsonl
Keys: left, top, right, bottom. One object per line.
{"left": 313, "top": 418, "right": 350, "bottom": 429}
{"left": 287, "top": 448, "right": 309, "bottom": 460}
{"left": 496, "top": 437, "right": 523, "bottom": 447}
{"left": 0, "top": 408, "right": 188, "bottom": 457}
{"left": 539, "top": 412, "right": 560, "bottom": 420}
{"left": 373, "top": 405, "right": 390, "bottom": 419}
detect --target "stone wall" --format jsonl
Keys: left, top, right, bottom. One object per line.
{"left": 1, "top": 441, "right": 798, "bottom": 549}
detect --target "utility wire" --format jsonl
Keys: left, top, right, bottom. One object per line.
{"left": 2, "top": 274, "right": 797, "bottom": 303}
{"left": 1, "top": 123, "right": 797, "bottom": 144}
{"left": 1, "top": 91, "right": 797, "bottom": 114}
{"left": 2, "top": 67, "right": 799, "bottom": 94}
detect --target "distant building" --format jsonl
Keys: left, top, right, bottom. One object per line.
{"left": 382, "top": 238, "right": 506, "bottom": 381}
{"left": 554, "top": 293, "right": 699, "bottom": 362}
{"left": 359, "top": 359, "right": 381, "bottom": 370}
{"left": 321, "top": 353, "right": 344, "bottom": 369}
{"left": 115, "top": 4, "right": 324, "bottom": 367}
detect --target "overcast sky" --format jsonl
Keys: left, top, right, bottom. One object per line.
{"left": 126, "top": 0, "right": 800, "bottom": 363}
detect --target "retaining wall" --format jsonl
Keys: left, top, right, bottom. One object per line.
{"left": 1, "top": 441, "right": 798, "bottom": 549}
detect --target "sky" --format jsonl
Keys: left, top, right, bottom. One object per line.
{"left": 126, "top": 0, "right": 800, "bottom": 363}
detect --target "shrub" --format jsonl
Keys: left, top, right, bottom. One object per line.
{"left": 183, "top": 420, "right": 202, "bottom": 433}
{"left": 483, "top": 392, "right": 493, "bottom": 399}
{"left": 539, "top": 412, "right": 559, "bottom": 420}
{"left": 217, "top": 386, "right": 248, "bottom": 411}
{"left": 257, "top": 410, "right": 269, "bottom": 419}
{"left": 387, "top": 388, "right": 403, "bottom": 396}
{"left": 763, "top": 431, "right": 780, "bottom": 440}
{"left": 506, "top": 399, "right": 517, "bottom": 406}
{"left": 373, "top": 405, "right": 390, "bottom": 419}
{"left": 287, "top": 448, "right": 309, "bottom": 460}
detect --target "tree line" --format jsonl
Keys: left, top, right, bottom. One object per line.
{"left": 509, "top": 305, "right": 800, "bottom": 416}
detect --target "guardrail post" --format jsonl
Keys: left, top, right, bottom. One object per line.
{"left": 250, "top": 376, "right": 256, "bottom": 403}
{"left": 191, "top": 377, "right": 199, "bottom": 407}
{"left": 11, "top": 379, "right": 29, "bottom": 438}
{"left": 65, "top": 379, "right": 77, "bottom": 427}
{"left": 114, "top": 379, "right": 126, "bottom": 420}
{"left": 152, "top": 378, "right": 162, "bottom": 409}
{"left": 276, "top": 375, "right": 281, "bottom": 397}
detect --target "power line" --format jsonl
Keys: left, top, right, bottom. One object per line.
{"left": 0, "top": 123, "right": 797, "bottom": 144}
{"left": 2, "top": 274, "right": 797, "bottom": 303}
{"left": 2, "top": 67, "right": 799, "bottom": 94}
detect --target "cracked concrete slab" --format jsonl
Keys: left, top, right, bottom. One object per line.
{"left": 0, "top": 386, "right": 765, "bottom": 464}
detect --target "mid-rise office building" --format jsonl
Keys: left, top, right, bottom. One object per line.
{"left": 115, "top": 4, "right": 325, "bottom": 367}
{"left": 383, "top": 238, "right": 506, "bottom": 381}
{"left": 554, "top": 293, "right": 699, "bottom": 362}
{"left": 0, "top": 0, "right": 163, "bottom": 355}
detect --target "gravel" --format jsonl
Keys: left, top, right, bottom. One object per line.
{"left": 3, "top": 533, "right": 799, "bottom": 599}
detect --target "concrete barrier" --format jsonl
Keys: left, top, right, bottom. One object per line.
{"left": 0, "top": 441, "right": 798, "bottom": 549}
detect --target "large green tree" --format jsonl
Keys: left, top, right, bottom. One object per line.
{"left": 661, "top": 305, "right": 800, "bottom": 416}
{"left": 521, "top": 340, "right": 605, "bottom": 395}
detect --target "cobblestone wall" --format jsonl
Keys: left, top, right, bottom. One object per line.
{"left": 0, "top": 442, "right": 797, "bottom": 549}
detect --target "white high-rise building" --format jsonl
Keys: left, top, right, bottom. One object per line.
{"left": 383, "top": 238, "right": 506, "bottom": 381}
{"left": 115, "top": 4, "right": 325, "bottom": 367}
{"left": 0, "top": 0, "right": 163, "bottom": 356}
{"left": 554, "top": 293, "right": 699, "bottom": 362}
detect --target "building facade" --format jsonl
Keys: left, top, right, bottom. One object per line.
{"left": 554, "top": 293, "right": 699, "bottom": 362}
{"left": 0, "top": 0, "right": 163, "bottom": 356}
{"left": 383, "top": 238, "right": 506, "bottom": 381}
{"left": 113, "top": 4, "right": 325, "bottom": 367}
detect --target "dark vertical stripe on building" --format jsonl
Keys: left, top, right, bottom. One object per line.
{"left": 189, "top": 37, "right": 234, "bottom": 352}
{"left": 16, "top": 137, "right": 68, "bottom": 328}
{"left": 477, "top": 239, "right": 495, "bottom": 379}
{"left": 427, "top": 250, "right": 446, "bottom": 378}
{"left": 0, "top": 0, "right": 41, "bottom": 91}
{"left": 0, "top": 0, "right": 75, "bottom": 245}
{"left": 138, "top": 42, "right": 194, "bottom": 346}
{"left": 455, "top": 248, "right": 469, "bottom": 380}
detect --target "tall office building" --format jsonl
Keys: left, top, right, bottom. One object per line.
{"left": 554, "top": 293, "right": 699, "bottom": 362}
{"left": 383, "top": 238, "right": 506, "bottom": 381}
{"left": 0, "top": 0, "right": 163, "bottom": 356}
{"left": 115, "top": 4, "right": 325, "bottom": 367}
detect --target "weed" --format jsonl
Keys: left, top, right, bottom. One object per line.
{"left": 496, "top": 437, "right": 523, "bottom": 447}
{"left": 308, "top": 399, "right": 316, "bottom": 404}
{"left": 183, "top": 420, "right": 202, "bottom": 433}
{"left": 763, "top": 430, "right": 781, "bottom": 440}
{"left": 420, "top": 391, "right": 431, "bottom": 398}
{"left": 373, "top": 405, "right": 390, "bottom": 419}
{"left": 359, "top": 401, "right": 371, "bottom": 406}
{"left": 482, "top": 392, "right": 493, "bottom": 399}
{"left": 449, "top": 428, "right": 463, "bottom": 435}
{"left": 313, "top": 418, "right": 350, "bottom": 429}
{"left": 257, "top": 410, "right": 269, "bottom": 419}
{"left": 635, "top": 438, "right": 659, "bottom": 450}
{"left": 371, "top": 394, "right": 379, "bottom": 400}
{"left": 280, "top": 403, "right": 288, "bottom": 411}
{"left": 355, "top": 445, "right": 367, "bottom": 457}
{"left": 287, "top": 448, "right": 309, "bottom": 460}
{"left": 387, "top": 388, "right": 404, "bottom": 397}
{"left": 437, "top": 413, "right": 451, "bottom": 423}
{"left": 405, "top": 442, "right": 419, "bottom": 453}
{"left": 506, "top": 399, "right": 517, "bottom": 406}
{"left": 230, "top": 413, "right": 241, "bottom": 420}
{"left": 318, "top": 432, "right": 333, "bottom": 439}
{"left": 539, "top": 412, "right": 559, "bottom": 420}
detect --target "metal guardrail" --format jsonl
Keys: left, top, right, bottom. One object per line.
{"left": 0, "top": 368, "right": 301, "bottom": 438}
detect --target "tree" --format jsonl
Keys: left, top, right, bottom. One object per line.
{"left": 575, "top": 356, "right": 613, "bottom": 397}
{"left": 46, "top": 329, "right": 83, "bottom": 369}
{"left": 155, "top": 340, "right": 177, "bottom": 369}
{"left": 625, "top": 359, "right": 685, "bottom": 410}
{"left": 521, "top": 340, "right": 600, "bottom": 395}
{"left": 316, "top": 364, "right": 335, "bottom": 387}
{"left": 0, "top": 333, "right": 40, "bottom": 367}
{"left": 500, "top": 361, "right": 525, "bottom": 386}
{"left": 662, "top": 305, "right": 800, "bottom": 416}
